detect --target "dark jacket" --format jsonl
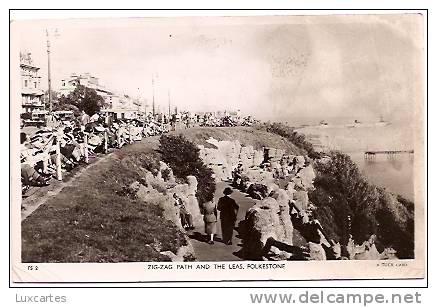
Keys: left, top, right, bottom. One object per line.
{"left": 217, "top": 196, "right": 239, "bottom": 222}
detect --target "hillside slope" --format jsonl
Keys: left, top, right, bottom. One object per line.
{"left": 21, "top": 127, "right": 308, "bottom": 262}
{"left": 172, "top": 127, "right": 306, "bottom": 155}
{"left": 21, "top": 139, "right": 185, "bottom": 263}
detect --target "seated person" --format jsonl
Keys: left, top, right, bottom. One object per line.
{"left": 232, "top": 163, "right": 244, "bottom": 186}
{"left": 173, "top": 193, "right": 194, "bottom": 230}
{"left": 86, "top": 126, "right": 105, "bottom": 153}
{"left": 20, "top": 132, "right": 51, "bottom": 187}
{"left": 105, "top": 124, "right": 117, "bottom": 148}
{"left": 72, "top": 128, "right": 87, "bottom": 157}
{"left": 60, "top": 127, "right": 83, "bottom": 164}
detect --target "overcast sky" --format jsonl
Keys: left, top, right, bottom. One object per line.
{"left": 14, "top": 14, "right": 423, "bottom": 122}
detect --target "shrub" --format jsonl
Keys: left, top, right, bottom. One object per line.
{"left": 140, "top": 152, "right": 161, "bottom": 176}
{"left": 161, "top": 168, "right": 171, "bottom": 182}
{"left": 376, "top": 195, "right": 414, "bottom": 259}
{"left": 309, "top": 151, "right": 414, "bottom": 258}
{"left": 159, "top": 134, "right": 216, "bottom": 205}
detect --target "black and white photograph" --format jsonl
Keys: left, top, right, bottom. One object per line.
{"left": 10, "top": 12, "right": 426, "bottom": 282}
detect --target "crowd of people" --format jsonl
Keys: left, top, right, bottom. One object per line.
{"left": 20, "top": 111, "right": 172, "bottom": 194}
{"left": 198, "top": 114, "right": 258, "bottom": 127}
{"left": 20, "top": 110, "right": 257, "bottom": 195}
{"left": 169, "top": 112, "right": 259, "bottom": 128}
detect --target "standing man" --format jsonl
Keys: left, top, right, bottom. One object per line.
{"left": 217, "top": 187, "right": 239, "bottom": 245}
{"left": 80, "top": 110, "right": 90, "bottom": 127}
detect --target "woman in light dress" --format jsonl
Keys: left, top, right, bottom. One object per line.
{"left": 202, "top": 201, "right": 217, "bottom": 245}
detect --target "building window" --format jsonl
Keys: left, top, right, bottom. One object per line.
{"left": 24, "top": 80, "right": 28, "bottom": 87}
{"left": 34, "top": 82, "right": 37, "bottom": 88}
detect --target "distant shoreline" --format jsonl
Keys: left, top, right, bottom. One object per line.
{"left": 293, "top": 123, "right": 414, "bottom": 200}
{"left": 294, "top": 122, "right": 391, "bottom": 130}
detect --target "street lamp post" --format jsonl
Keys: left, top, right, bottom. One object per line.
{"left": 45, "top": 29, "right": 59, "bottom": 114}
{"left": 46, "top": 29, "right": 52, "bottom": 113}
{"left": 152, "top": 77, "right": 155, "bottom": 117}
{"left": 168, "top": 90, "right": 171, "bottom": 118}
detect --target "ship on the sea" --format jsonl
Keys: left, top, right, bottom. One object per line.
{"left": 319, "top": 120, "right": 328, "bottom": 127}
{"left": 346, "top": 119, "right": 362, "bottom": 128}
{"left": 345, "top": 117, "right": 391, "bottom": 128}
{"left": 375, "top": 115, "right": 391, "bottom": 127}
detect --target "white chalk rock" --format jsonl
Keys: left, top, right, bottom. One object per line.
{"left": 293, "top": 190, "right": 309, "bottom": 212}
{"left": 308, "top": 242, "right": 327, "bottom": 260}
{"left": 253, "top": 150, "right": 264, "bottom": 166}
{"left": 186, "top": 175, "right": 198, "bottom": 195}
{"left": 285, "top": 182, "right": 295, "bottom": 199}
{"left": 160, "top": 241, "right": 196, "bottom": 262}
{"left": 243, "top": 196, "right": 294, "bottom": 260}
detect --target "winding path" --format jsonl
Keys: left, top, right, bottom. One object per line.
{"left": 187, "top": 181, "right": 257, "bottom": 261}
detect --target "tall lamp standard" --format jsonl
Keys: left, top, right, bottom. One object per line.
{"left": 45, "top": 29, "right": 59, "bottom": 113}
{"left": 168, "top": 90, "right": 171, "bottom": 118}
{"left": 152, "top": 76, "right": 155, "bottom": 117}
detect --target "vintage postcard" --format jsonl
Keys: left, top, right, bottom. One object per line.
{"left": 10, "top": 12, "right": 426, "bottom": 283}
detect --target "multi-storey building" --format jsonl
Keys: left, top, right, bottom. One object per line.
{"left": 60, "top": 72, "right": 144, "bottom": 120}
{"left": 102, "top": 94, "right": 141, "bottom": 120}
{"left": 59, "top": 73, "right": 114, "bottom": 107}
{"left": 20, "top": 52, "right": 44, "bottom": 113}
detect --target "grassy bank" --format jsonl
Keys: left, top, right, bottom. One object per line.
{"left": 174, "top": 126, "right": 305, "bottom": 155}
{"left": 21, "top": 140, "right": 187, "bottom": 263}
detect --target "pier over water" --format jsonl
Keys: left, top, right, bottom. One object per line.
{"left": 364, "top": 150, "right": 414, "bottom": 160}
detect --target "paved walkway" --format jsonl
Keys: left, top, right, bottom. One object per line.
{"left": 187, "top": 181, "right": 257, "bottom": 261}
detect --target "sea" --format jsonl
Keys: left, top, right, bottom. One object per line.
{"left": 293, "top": 119, "right": 415, "bottom": 201}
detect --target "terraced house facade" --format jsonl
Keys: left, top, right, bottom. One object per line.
{"left": 20, "top": 52, "right": 44, "bottom": 114}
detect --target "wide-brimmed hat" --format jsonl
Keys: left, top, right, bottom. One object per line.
{"left": 223, "top": 187, "right": 233, "bottom": 195}
{"left": 95, "top": 125, "right": 105, "bottom": 132}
